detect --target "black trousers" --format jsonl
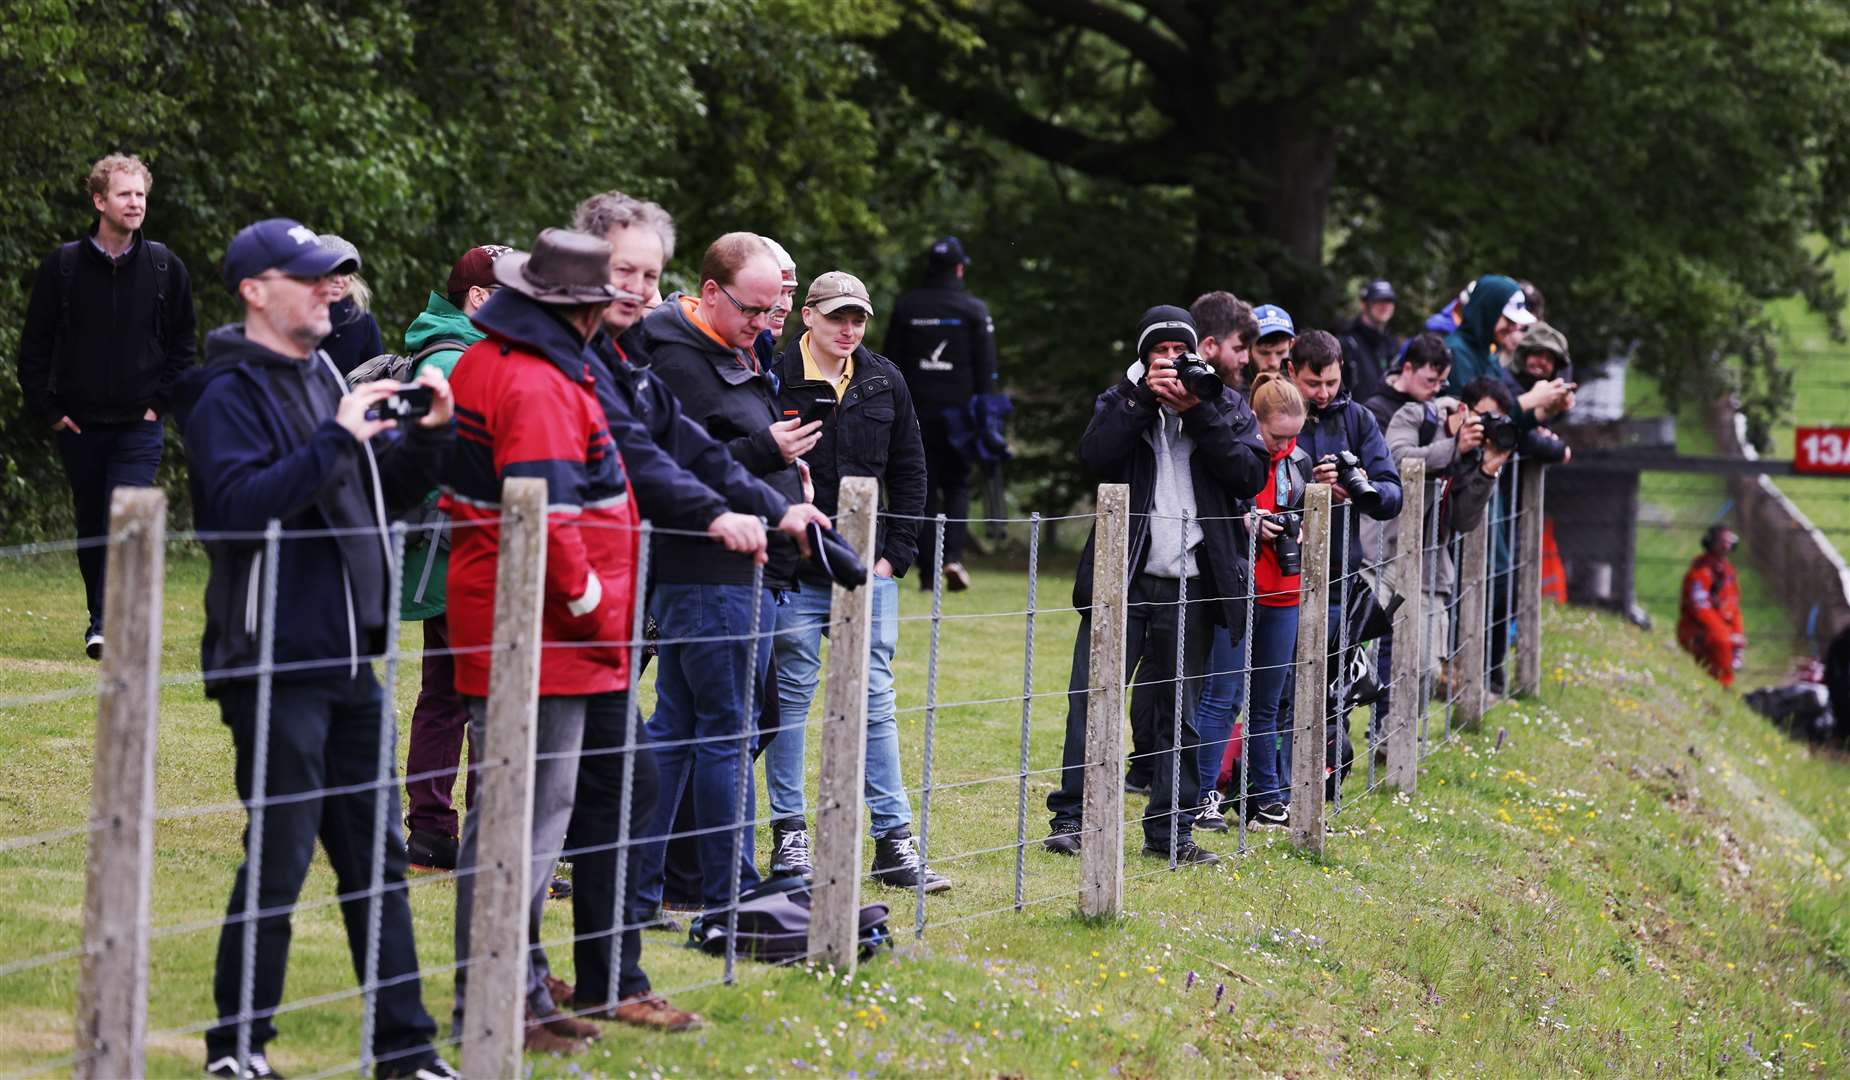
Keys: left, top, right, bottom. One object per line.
{"left": 1047, "top": 575, "right": 1209, "bottom": 847}
{"left": 207, "top": 670, "right": 438, "bottom": 1065}
{"left": 564, "top": 690, "right": 660, "bottom": 1004}
{"left": 917, "top": 417, "right": 970, "bottom": 572}
{"left": 54, "top": 419, "right": 163, "bottom": 632}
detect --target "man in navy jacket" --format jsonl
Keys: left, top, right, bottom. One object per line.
{"left": 175, "top": 218, "right": 457, "bottom": 1080}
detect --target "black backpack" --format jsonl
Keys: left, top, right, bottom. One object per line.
{"left": 687, "top": 875, "right": 891, "bottom": 964}
{"left": 346, "top": 339, "right": 466, "bottom": 386}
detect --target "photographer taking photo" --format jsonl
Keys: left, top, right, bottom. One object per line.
{"left": 1044, "top": 306, "right": 1269, "bottom": 866}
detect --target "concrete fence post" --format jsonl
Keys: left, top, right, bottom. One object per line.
{"left": 1290, "top": 484, "right": 1332, "bottom": 854}
{"left": 811, "top": 477, "right": 878, "bottom": 972}
{"left": 1387, "top": 462, "right": 1424, "bottom": 793}
{"left": 1515, "top": 461, "right": 1546, "bottom": 697}
{"left": 1080, "top": 484, "right": 1129, "bottom": 918}
{"left": 462, "top": 477, "right": 547, "bottom": 1080}
{"left": 74, "top": 487, "right": 166, "bottom": 1079}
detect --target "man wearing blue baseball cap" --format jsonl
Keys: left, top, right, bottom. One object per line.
{"left": 1245, "top": 304, "right": 1297, "bottom": 392}
{"left": 176, "top": 218, "right": 459, "bottom": 1079}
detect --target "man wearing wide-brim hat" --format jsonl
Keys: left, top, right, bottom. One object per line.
{"left": 442, "top": 227, "right": 676, "bottom": 1054}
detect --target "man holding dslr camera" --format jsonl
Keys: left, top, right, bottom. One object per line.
{"left": 1043, "top": 306, "right": 1269, "bottom": 865}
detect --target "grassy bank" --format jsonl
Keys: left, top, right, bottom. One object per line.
{"left": 1, "top": 554, "right": 1847, "bottom": 1077}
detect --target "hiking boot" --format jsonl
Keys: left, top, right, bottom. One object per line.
{"left": 379, "top": 1057, "right": 461, "bottom": 1080}
{"left": 533, "top": 1008, "right": 600, "bottom": 1041}
{"left": 548, "top": 874, "right": 572, "bottom": 901}
{"left": 1043, "top": 819, "right": 1082, "bottom": 855}
{"left": 1143, "top": 840, "right": 1220, "bottom": 866}
{"left": 941, "top": 562, "right": 972, "bottom": 591}
{"left": 1247, "top": 801, "right": 1289, "bottom": 829}
{"left": 204, "top": 1053, "right": 280, "bottom": 1078}
{"left": 544, "top": 975, "right": 575, "bottom": 1008}
{"left": 84, "top": 627, "right": 104, "bottom": 661}
{"left": 405, "top": 829, "right": 458, "bottom": 872}
{"left": 769, "top": 818, "right": 813, "bottom": 877}
{"left": 870, "top": 828, "right": 951, "bottom": 892}
{"left": 587, "top": 993, "right": 704, "bottom": 1032}
{"left": 1195, "top": 800, "right": 1229, "bottom": 833}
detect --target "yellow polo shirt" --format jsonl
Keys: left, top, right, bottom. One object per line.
{"left": 800, "top": 332, "right": 854, "bottom": 399}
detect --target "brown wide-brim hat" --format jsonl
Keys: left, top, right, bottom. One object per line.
{"left": 493, "top": 227, "right": 621, "bottom": 306}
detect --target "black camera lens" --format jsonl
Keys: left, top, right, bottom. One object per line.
{"left": 1173, "top": 353, "right": 1224, "bottom": 400}
{"left": 1272, "top": 512, "right": 1301, "bottom": 577}
{"left": 1321, "top": 451, "right": 1381, "bottom": 512}
{"left": 1481, "top": 413, "right": 1519, "bottom": 451}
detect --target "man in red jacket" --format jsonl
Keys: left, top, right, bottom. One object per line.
{"left": 442, "top": 228, "right": 652, "bottom": 1054}
{"left": 1678, "top": 525, "right": 1746, "bottom": 688}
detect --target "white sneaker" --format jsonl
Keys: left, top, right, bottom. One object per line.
{"left": 84, "top": 630, "right": 103, "bottom": 661}
{"left": 1196, "top": 801, "right": 1229, "bottom": 833}
{"left": 204, "top": 1053, "right": 276, "bottom": 1078}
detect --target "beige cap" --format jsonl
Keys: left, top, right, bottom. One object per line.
{"left": 805, "top": 270, "right": 872, "bottom": 316}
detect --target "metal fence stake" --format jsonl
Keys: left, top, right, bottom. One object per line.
{"left": 725, "top": 559, "right": 766, "bottom": 984}
{"left": 917, "top": 512, "right": 947, "bottom": 939}
{"left": 1168, "top": 512, "right": 1189, "bottom": 870}
{"left": 1081, "top": 484, "right": 1130, "bottom": 917}
{"left": 1290, "top": 485, "right": 1331, "bottom": 854}
{"left": 607, "top": 522, "right": 650, "bottom": 1008}
{"left": 75, "top": 487, "right": 166, "bottom": 1080}
{"left": 235, "top": 520, "right": 282, "bottom": 1075}
{"left": 462, "top": 478, "right": 546, "bottom": 1080}
{"left": 811, "top": 477, "right": 877, "bottom": 972}
{"left": 359, "top": 521, "right": 407, "bottom": 1071}
{"left": 1013, "top": 514, "right": 1040, "bottom": 911}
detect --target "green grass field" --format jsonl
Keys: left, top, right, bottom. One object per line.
{"left": 2, "top": 552, "right": 1848, "bottom": 1077}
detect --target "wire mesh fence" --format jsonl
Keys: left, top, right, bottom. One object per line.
{"left": 0, "top": 457, "right": 1556, "bottom": 1077}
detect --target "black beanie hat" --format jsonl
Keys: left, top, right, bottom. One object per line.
{"left": 1134, "top": 305, "right": 1198, "bottom": 360}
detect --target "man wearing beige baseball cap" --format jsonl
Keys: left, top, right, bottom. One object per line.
{"left": 763, "top": 271, "right": 948, "bottom": 892}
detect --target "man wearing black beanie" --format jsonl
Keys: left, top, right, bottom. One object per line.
{"left": 1043, "top": 305, "right": 1270, "bottom": 865}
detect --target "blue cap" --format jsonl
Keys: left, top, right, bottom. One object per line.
{"left": 222, "top": 218, "right": 357, "bottom": 291}
{"left": 928, "top": 235, "right": 969, "bottom": 267}
{"left": 1361, "top": 279, "right": 1396, "bottom": 302}
{"left": 1253, "top": 304, "right": 1296, "bottom": 340}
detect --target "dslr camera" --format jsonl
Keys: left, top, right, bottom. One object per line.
{"left": 1145, "top": 351, "right": 1224, "bottom": 401}
{"left": 1478, "top": 411, "right": 1519, "bottom": 452}
{"left": 1271, "top": 511, "right": 1303, "bottom": 577}
{"left": 1318, "top": 450, "right": 1381, "bottom": 512}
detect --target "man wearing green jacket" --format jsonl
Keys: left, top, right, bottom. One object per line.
{"left": 403, "top": 245, "right": 508, "bottom": 871}
{"left": 1442, "top": 273, "right": 1572, "bottom": 425}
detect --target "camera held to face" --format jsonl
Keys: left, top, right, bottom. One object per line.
{"left": 1478, "top": 411, "right": 1519, "bottom": 452}
{"left": 1272, "top": 511, "right": 1302, "bottom": 577}
{"left": 1145, "top": 351, "right": 1224, "bottom": 401}
{"left": 1319, "top": 450, "right": 1381, "bottom": 512}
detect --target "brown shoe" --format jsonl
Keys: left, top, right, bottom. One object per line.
{"left": 941, "top": 562, "right": 972, "bottom": 591}
{"left": 540, "top": 1011, "right": 601, "bottom": 1041}
{"left": 543, "top": 975, "right": 575, "bottom": 1008}
{"left": 585, "top": 993, "right": 704, "bottom": 1032}
{"left": 521, "top": 1023, "right": 588, "bottom": 1055}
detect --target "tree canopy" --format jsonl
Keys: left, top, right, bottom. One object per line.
{"left": 4, "top": 0, "right": 1847, "bottom": 538}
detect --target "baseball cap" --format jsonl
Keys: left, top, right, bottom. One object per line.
{"left": 806, "top": 270, "right": 873, "bottom": 316}
{"left": 928, "top": 236, "right": 969, "bottom": 267}
{"left": 222, "top": 218, "right": 357, "bottom": 291}
{"left": 447, "top": 244, "right": 514, "bottom": 297}
{"left": 1361, "top": 279, "right": 1395, "bottom": 302}
{"left": 1501, "top": 287, "right": 1537, "bottom": 326}
{"left": 1253, "top": 304, "right": 1296, "bottom": 340}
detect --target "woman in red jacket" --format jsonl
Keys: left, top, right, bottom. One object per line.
{"left": 1240, "top": 372, "right": 1311, "bottom": 826}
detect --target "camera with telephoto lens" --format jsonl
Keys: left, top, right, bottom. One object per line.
{"left": 1145, "top": 351, "right": 1224, "bottom": 401}
{"left": 1319, "top": 450, "right": 1381, "bottom": 512}
{"left": 1271, "top": 511, "right": 1302, "bottom": 577}
{"left": 1478, "top": 411, "right": 1519, "bottom": 452}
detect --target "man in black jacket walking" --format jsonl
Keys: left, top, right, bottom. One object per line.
{"left": 16, "top": 153, "right": 197, "bottom": 659}
{"left": 1043, "top": 306, "right": 1270, "bottom": 865}
{"left": 884, "top": 236, "right": 997, "bottom": 591}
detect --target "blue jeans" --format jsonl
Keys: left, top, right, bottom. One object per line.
{"left": 633, "top": 583, "right": 768, "bottom": 913}
{"left": 1194, "top": 626, "right": 1247, "bottom": 798}
{"left": 1245, "top": 603, "right": 1300, "bottom": 806}
{"left": 766, "top": 575, "right": 909, "bottom": 836}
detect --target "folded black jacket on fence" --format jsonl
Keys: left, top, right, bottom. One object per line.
{"left": 769, "top": 337, "right": 927, "bottom": 580}
{"left": 1069, "top": 371, "right": 1271, "bottom": 639}
{"left": 174, "top": 325, "right": 451, "bottom": 694}
{"left": 638, "top": 296, "right": 804, "bottom": 588}
{"left": 16, "top": 226, "right": 198, "bottom": 423}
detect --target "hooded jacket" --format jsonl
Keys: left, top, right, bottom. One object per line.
{"left": 175, "top": 325, "right": 451, "bottom": 694}
{"left": 771, "top": 335, "right": 928, "bottom": 579}
{"left": 1070, "top": 364, "right": 1270, "bottom": 637}
{"left": 18, "top": 225, "right": 197, "bottom": 424}
{"left": 442, "top": 289, "right": 640, "bottom": 698}
{"left": 1294, "top": 387, "right": 1405, "bottom": 580}
{"left": 587, "top": 327, "right": 789, "bottom": 533}
{"left": 398, "top": 292, "right": 485, "bottom": 621}
{"left": 883, "top": 271, "right": 998, "bottom": 414}
{"left": 1442, "top": 274, "right": 1522, "bottom": 398}
{"left": 638, "top": 295, "right": 804, "bottom": 588}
